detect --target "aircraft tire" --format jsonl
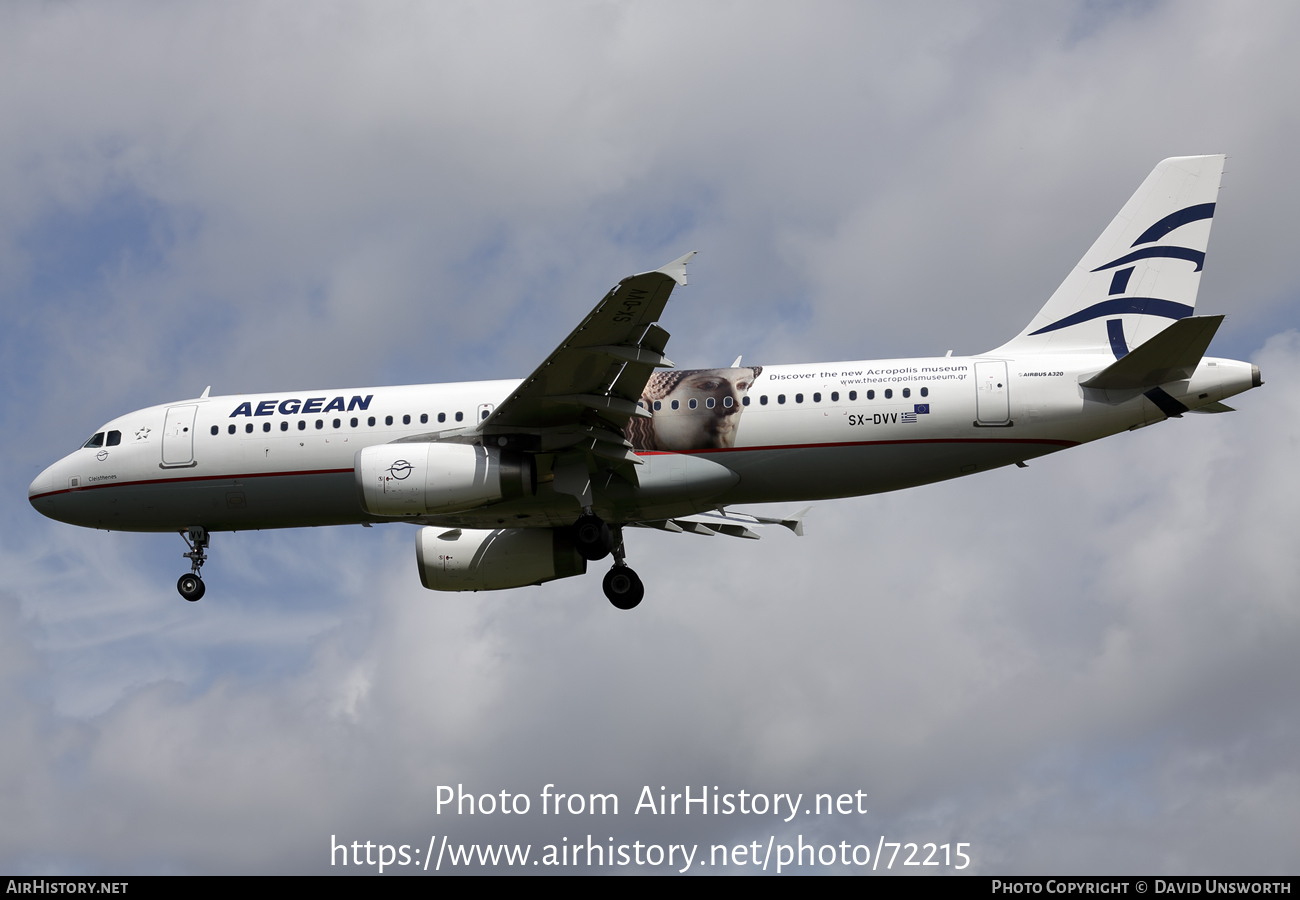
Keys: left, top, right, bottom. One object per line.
{"left": 177, "top": 574, "right": 205, "bottom": 602}
{"left": 603, "top": 566, "right": 643, "bottom": 610}
{"left": 574, "top": 514, "right": 613, "bottom": 561}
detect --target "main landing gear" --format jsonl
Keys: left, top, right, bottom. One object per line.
{"left": 575, "top": 513, "right": 644, "bottom": 610}
{"left": 177, "top": 526, "right": 209, "bottom": 602}
{"left": 573, "top": 513, "right": 614, "bottom": 561}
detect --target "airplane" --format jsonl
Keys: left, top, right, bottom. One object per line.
{"left": 28, "top": 155, "right": 1261, "bottom": 610}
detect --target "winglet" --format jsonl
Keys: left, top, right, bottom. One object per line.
{"left": 652, "top": 251, "right": 698, "bottom": 286}
{"left": 199, "top": 386, "right": 211, "bottom": 399}
{"left": 781, "top": 506, "right": 812, "bottom": 537}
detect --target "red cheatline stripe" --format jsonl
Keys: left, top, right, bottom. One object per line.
{"left": 635, "top": 436, "right": 1077, "bottom": 456}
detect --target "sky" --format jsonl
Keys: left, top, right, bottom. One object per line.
{"left": 2, "top": 0, "right": 1299, "bottom": 875}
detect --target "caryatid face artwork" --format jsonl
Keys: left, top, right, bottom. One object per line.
{"left": 628, "top": 366, "right": 763, "bottom": 451}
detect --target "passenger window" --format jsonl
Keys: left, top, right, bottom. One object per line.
{"left": 263, "top": 422, "right": 270, "bottom": 433}
{"left": 481, "top": 409, "right": 489, "bottom": 420}
{"left": 350, "top": 417, "right": 358, "bottom": 427}
{"left": 246, "top": 424, "right": 253, "bottom": 434}
{"left": 689, "top": 398, "right": 697, "bottom": 409}
{"left": 864, "top": 391, "right": 871, "bottom": 400}
{"left": 742, "top": 396, "right": 750, "bottom": 406}
{"left": 902, "top": 388, "right": 911, "bottom": 398}
{"left": 723, "top": 396, "right": 733, "bottom": 408}
{"left": 281, "top": 422, "right": 288, "bottom": 431}
{"left": 228, "top": 424, "right": 236, "bottom": 435}
{"left": 385, "top": 415, "right": 394, "bottom": 426}
{"left": 438, "top": 413, "right": 446, "bottom": 423}
{"left": 813, "top": 393, "right": 821, "bottom": 403}
{"left": 671, "top": 400, "right": 680, "bottom": 410}
{"left": 795, "top": 393, "right": 804, "bottom": 403}
{"left": 778, "top": 394, "right": 786, "bottom": 404}
{"left": 653, "top": 400, "right": 662, "bottom": 411}
{"left": 333, "top": 418, "right": 341, "bottom": 428}
{"left": 298, "top": 421, "right": 306, "bottom": 431}
{"left": 705, "top": 397, "right": 714, "bottom": 409}
{"left": 920, "top": 387, "right": 929, "bottom": 397}
{"left": 420, "top": 414, "right": 428, "bottom": 424}
{"left": 83, "top": 432, "right": 105, "bottom": 449}
{"left": 831, "top": 392, "right": 839, "bottom": 401}
{"left": 210, "top": 425, "right": 218, "bottom": 436}
{"left": 107, "top": 430, "right": 121, "bottom": 446}
{"left": 368, "top": 417, "right": 376, "bottom": 426}
{"left": 760, "top": 395, "right": 768, "bottom": 405}
{"left": 885, "top": 389, "right": 893, "bottom": 399}
{"left": 455, "top": 411, "right": 464, "bottom": 422}
{"left": 315, "top": 419, "right": 323, "bottom": 429}
{"left": 403, "top": 414, "right": 410, "bottom": 425}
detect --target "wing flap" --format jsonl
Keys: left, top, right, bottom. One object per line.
{"left": 631, "top": 507, "right": 810, "bottom": 541}
{"left": 588, "top": 345, "right": 675, "bottom": 368}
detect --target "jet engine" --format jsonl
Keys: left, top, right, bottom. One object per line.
{"left": 355, "top": 442, "right": 534, "bottom": 517}
{"left": 415, "top": 527, "right": 586, "bottom": 591}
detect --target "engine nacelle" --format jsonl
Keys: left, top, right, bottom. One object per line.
{"left": 416, "top": 527, "right": 587, "bottom": 591}
{"left": 355, "top": 442, "right": 534, "bottom": 517}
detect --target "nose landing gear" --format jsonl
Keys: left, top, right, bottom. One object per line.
{"left": 177, "top": 526, "right": 209, "bottom": 601}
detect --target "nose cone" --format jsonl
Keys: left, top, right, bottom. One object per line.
{"left": 30, "top": 464, "right": 54, "bottom": 500}
{"left": 29, "top": 459, "right": 65, "bottom": 520}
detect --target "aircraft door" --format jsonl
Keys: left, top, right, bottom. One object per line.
{"left": 477, "top": 403, "right": 494, "bottom": 423}
{"left": 975, "top": 361, "right": 1010, "bottom": 424}
{"left": 162, "top": 405, "right": 198, "bottom": 466}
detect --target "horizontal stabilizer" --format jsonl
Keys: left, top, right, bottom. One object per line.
{"left": 1081, "top": 315, "right": 1223, "bottom": 390}
{"left": 1188, "top": 400, "right": 1235, "bottom": 414}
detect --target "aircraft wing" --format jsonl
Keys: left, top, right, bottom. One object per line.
{"left": 478, "top": 252, "right": 695, "bottom": 464}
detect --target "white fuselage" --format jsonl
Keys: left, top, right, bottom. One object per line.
{"left": 28, "top": 352, "right": 1257, "bottom": 534}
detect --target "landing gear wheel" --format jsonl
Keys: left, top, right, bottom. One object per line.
{"left": 177, "top": 574, "right": 205, "bottom": 602}
{"left": 574, "top": 514, "right": 613, "bottom": 561}
{"left": 178, "top": 526, "right": 210, "bottom": 601}
{"left": 603, "top": 566, "right": 644, "bottom": 610}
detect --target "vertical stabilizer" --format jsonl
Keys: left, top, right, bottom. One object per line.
{"left": 991, "top": 155, "right": 1225, "bottom": 356}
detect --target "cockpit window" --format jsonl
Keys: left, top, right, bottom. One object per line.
{"left": 106, "top": 430, "right": 122, "bottom": 446}
{"left": 83, "top": 432, "right": 105, "bottom": 449}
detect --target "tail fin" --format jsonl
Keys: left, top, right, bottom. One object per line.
{"left": 991, "top": 155, "right": 1226, "bottom": 356}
